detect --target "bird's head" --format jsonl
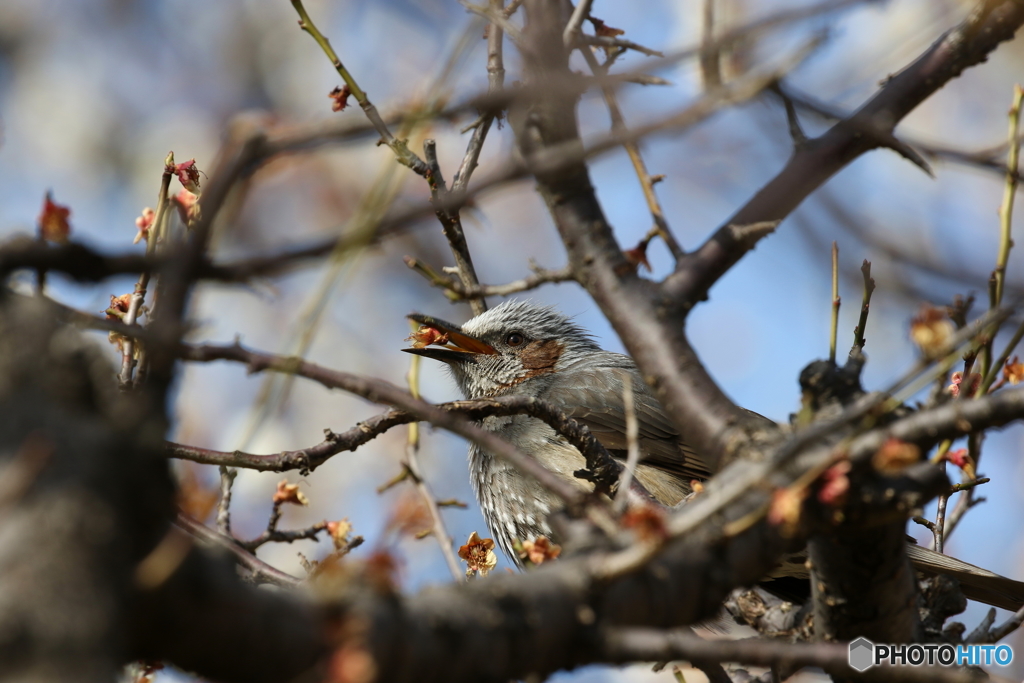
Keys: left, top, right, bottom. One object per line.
{"left": 403, "top": 299, "right": 600, "bottom": 399}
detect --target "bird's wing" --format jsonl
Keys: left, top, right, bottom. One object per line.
{"left": 544, "top": 358, "right": 712, "bottom": 483}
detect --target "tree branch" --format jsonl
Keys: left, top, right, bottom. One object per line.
{"left": 405, "top": 256, "right": 575, "bottom": 301}
{"left": 510, "top": 0, "right": 779, "bottom": 473}
{"left": 600, "top": 628, "right": 980, "bottom": 683}
{"left": 170, "top": 388, "right": 623, "bottom": 493}
{"left": 179, "top": 342, "right": 618, "bottom": 501}
{"left": 663, "top": 0, "right": 1024, "bottom": 310}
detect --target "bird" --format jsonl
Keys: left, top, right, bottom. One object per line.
{"left": 403, "top": 299, "right": 1024, "bottom": 611}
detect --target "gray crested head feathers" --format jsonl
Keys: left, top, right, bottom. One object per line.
{"left": 404, "top": 299, "right": 601, "bottom": 400}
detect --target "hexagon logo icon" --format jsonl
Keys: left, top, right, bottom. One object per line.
{"left": 849, "top": 637, "right": 875, "bottom": 672}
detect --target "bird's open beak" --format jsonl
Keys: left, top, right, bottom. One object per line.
{"left": 402, "top": 313, "right": 496, "bottom": 363}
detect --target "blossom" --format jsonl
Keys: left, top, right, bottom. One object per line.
{"left": 588, "top": 16, "right": 625, "bottom": 37}
{"left": 327, "top": 519, "right": 354, "bottom": 550}
{"left": 173, "top": 189, "right": 199, "bottom": 225}
{"left": 105, "top": 293, "right": 133, "bottom": 320}
{"left": 134, "top": 207, "right": 156, "bottom": 244}
{"left": 768, "top": 486, "right": 807, "bottom": 537}
{"left": 621, "top": 503, "right": 668, "bottom": 541}
{"left": 910, "top": 304, "right": 954, "bottom": 358}
{"left": 38, "top": 191, "right": 71, "bottom": 243}
{"left": 946, "top": 371, "right": 980, "bottom": 398}
{"left": 273, "top": 480, "right": 309, "bottom": 506}
{"left": 329, "top": 85, "right": 352, "bottom": 112}
{"left": 407, "top": 325, "right": 449, "bottom": 349}
{"left": 518, "top": 536, "right": 562, "bottom": 566}
{"left": 945, "top": 448, "right": 976, "bottom": 478}
{"left": 458, "top": 531, "right": 497, "bottom": 576}
{"left": 1004, "top": 356, "right": 1024, "bottom": 385}
{"left": 385, "top": 492, "right": 432, "bottom": 538}
{"left": 817, "top": 461, "right": 851, "bottom": 506}
{"left": 174, "top": 158, "right": 201, "bottom": 193}
{"left": 623, "top": 241, "right": 652, "bottom": 273}
{"left": 872, "top": 438, "right": 920, "bottom": 475}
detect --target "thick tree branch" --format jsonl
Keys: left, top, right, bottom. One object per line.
{"left": 511, "top": 0, "right": 775, "bottom": 473}
{"left": 846, "top": 383, "right": 1024, "bottom": 459}
{"left": 663, "top": 0, "right": 1024, "bottom": 309}
{"left": 808, "top": 522, "right": 922, "bottom": 644}
{"left": 778, "top": 83, "right": 1024, "bottom": 184}
{"left": 129, "top": 527, "right": 328, "bottom": 682}
{"left": 13, "top": 298, "right": 1018, "bottom": 683}
{"left": 0, "top": 298, "right": 327, "bottom": 683}
{"left": 335, "top": 397, "right": 960, "bottom": 683}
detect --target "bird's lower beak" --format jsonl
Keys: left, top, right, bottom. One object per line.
{"left": 401, "top": 313, "right": 496, "bottom": 363}
{"left": 403, "top": 346, "right": 477, "bottom": 363}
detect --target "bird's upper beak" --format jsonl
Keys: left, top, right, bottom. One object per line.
{"left": 402, "top": 313, "right": 496, "bottom": 363}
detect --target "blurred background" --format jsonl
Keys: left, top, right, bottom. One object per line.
{"left": 0, "top": 0, "right": 1022, "bottom": 680}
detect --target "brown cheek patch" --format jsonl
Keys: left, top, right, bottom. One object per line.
{"left": 521, "top": 340, "right": 563, "bottom": 377}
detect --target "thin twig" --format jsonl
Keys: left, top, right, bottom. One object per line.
{"left": 238, "top": 506, "right": 327, "bottom": 552}
{"left": 1, "top": 50, "right": 821, "bottom": 291}
{"left": 577, "top": 34, "right": 664, "bottom": 58}
{"left": 942, "top": 432, "right": 987, "bottom": 541}
{"left": 950, "top": 477, "right": 990, "bottom": 493}
{"left": 579, "top": 41, "right": 684, "bottom": 261}
{"left": 460, "top": 0, "right": 523, "bottom": 45}
{"left": 934, "top": 492, "right": 948, "bottom": 554}
{"left": 965, "top": 608, "right": 998, "bottom": 644}
{"left": 988, "top": 602, "right": 1024, "bottom": 642}
{"left": 239, "top": 511, "right": 327, "bottom": 553}
{"left": 216, "top": 466, "right": 237, "bottom": 535}
{"left": 175, "top": 513, "right": 301, "bottom": 587}
{"left": 290, "top": 0, "right": 429, "bottom": 177}
{"left": 424, "top": 140, "right": 486, "bottom": 316}
{"left": 452, "top": 0, "right": 506, "bottom": 192}
{"left": 562, "top": 0, "right": 593, "bottom": 47}
{"left": 614, "top": 372, "right": 640, "bottom": 512}
{"left": 238, "top": 20, "right": 487, "bottom": 453}
{"left": 167, "top": 394, "right": 622, "bottom": 493}
{"left": 912, "top": 515, "right": 936, "bottom": 536}
{"left": 981, "top": 314, "right": 1024, "bottom": 392}
{"left": 774, "top": 83, "right": 934, "bottom": 174}
{"left": 851, "top": 259, "right": 875, "bottom": 353}
{"left": 829, "top": 241, "right": 839, "bottom": 364}
{"left": 992, "top": 84, "right": 1023, "bottom": 309}
{"left": 977, "top": 86, "right": 1024, "bottom": 386}
{"left": 180, "top": 342, "right": 610, "bottom": 503}
{"left": 700, "top": 0, "right": 721, "bottom": 89}
{"left": 441, "top": 0, "right": 510, "bottom": 316}
{"left": 118, "top": 154, "right": 175, "bottom": 387}
{"left": 405, "top": 257, "right": 574, "bottom": 300}
{"left": 779, "top": 81, "right": 1022, "bottom": 184}
{"left": 404, "top": 333, "right": 464, "bottom": 581}
{"left": 772, "top": 84, "right": 808, "bottom": 148}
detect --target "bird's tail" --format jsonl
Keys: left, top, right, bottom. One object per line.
{"left": 907, "top": 544, "right": 1024, "bottom": 612}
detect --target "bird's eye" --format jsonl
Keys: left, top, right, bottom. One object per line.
{"left": 505, "top": 332, "right": 525, "bottom": 347}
